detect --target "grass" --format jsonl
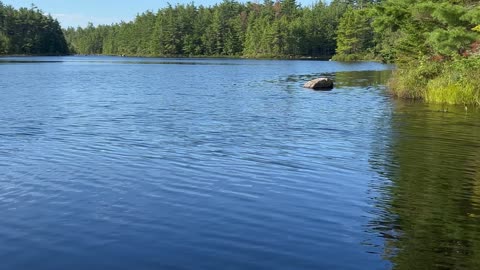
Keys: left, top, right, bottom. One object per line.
{"left": 425, "top": 74, "right": 480, "bottom": 106}
{"left": 388, "top": 57, "right": 480, "bottom": 105}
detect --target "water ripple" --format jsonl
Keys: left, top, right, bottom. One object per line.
{"left": 0, "top": 56, "right": 434, "bottom": 270}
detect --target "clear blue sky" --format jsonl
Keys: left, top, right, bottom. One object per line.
{"left": 3, "top": 0, "right": 321, "bottom": 28}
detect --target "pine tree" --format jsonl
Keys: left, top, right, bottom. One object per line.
{"left": 335, "top": 7, "right": 374, "bottom": 60}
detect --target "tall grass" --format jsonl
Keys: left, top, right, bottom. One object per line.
{"left": 425, "top": 75, "right": 480, "bottom": 106}
{"left": 389, "top": 57, "right": 480, "bottom": 105}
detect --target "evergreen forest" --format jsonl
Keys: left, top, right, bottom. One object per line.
{"left": 0, "top": 2, "right": 68, "bottom": 55}
{"left": 64, "top": 0, "right": 354, "bottom": 58}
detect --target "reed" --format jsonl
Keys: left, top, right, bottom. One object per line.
{"left": 389, "top": 57, "right": 480, "bottom": 105}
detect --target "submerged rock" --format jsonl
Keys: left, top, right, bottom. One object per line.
{"left": 303, "top": 77, "right": 334, "bottom": 90}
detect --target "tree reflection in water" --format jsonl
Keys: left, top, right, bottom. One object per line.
{"left": 370, "top": 101, "right": 480, "bottom": 270}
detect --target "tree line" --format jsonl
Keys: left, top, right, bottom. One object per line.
{"left": 0, "top": 1, "right": 69, "bottom": 55}
{"left": 64, "top": 0, "right": 368, "bottom": 58}
{"left": 2, "top": 0, "right": 478, "bottom": 62}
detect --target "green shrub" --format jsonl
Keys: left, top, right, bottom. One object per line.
{"left": 389, "top": 57, "right": 480, "bottom": 105}
{"left": 388, "top": 60, "right": 443, "bottom": 99}
{"left": 424, "top": 58, "right": 480, "bottom": 105}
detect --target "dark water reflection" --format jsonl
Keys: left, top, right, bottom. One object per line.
{"left": 370, "top": 101, "right": 480, "bottom": 270}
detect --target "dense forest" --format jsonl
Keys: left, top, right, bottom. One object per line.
{"left": 64, "top": 0, "right": 360, "bottom": 58}
{"left": 371, "top": 0, "right": 480, "bottom": 105}
{"left": 0, "top": 1, "right": 68, "bottom": 55}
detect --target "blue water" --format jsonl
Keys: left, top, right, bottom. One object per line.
{"left": 3, "top": 56, "right": 466, "bottom": 270}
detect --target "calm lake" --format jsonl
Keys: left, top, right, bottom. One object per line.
{"left": 1, "top": 56, "right": 480, "bottom": 270}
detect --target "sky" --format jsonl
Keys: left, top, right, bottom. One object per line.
{"left": 3, "top": 0, "right": 320, "bottom": 28}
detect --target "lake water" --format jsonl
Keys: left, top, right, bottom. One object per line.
{"left": 1, "top": 56, "right": 480, "bottom": 270}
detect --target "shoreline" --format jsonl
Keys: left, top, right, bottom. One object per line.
{"left": 1, "top": 53, "right": 334, "bottom": 61}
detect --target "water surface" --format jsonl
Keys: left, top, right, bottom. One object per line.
{"left": 1, "top": 56, "right": 479, "bottom": 270}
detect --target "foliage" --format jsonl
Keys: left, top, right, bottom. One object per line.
{"left": 65, "top": 0, "right": 349, "bottom": 58}
{"left": 333, "top": 6, "right": 375, "bottom": 61}
{"left": 425, "top": 58, "right": 480, "bottom": 105}
{"left": 0, "top": 1, "right": 69, "bottom": 55}
{"left": 370, "top": 0, "right": 480, "bottom": 105}
{"left": 387, "top": 59, "right": 443, "bottom": 99}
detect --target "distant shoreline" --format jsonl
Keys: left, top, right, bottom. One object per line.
{"left": 1, "top": 53, "right": 334, "bottom": 61}
{"left": 0, "top": 53, "right": 70, "bottom": 57}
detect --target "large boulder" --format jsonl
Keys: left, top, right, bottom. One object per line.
{"left": 303, "top": 77, "right": 334, "bottom": 90}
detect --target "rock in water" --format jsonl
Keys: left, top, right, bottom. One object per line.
{"left": 303, "top": 78, "right": 334, "bottom": 90}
